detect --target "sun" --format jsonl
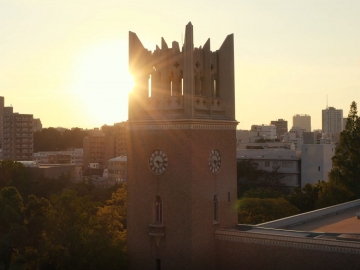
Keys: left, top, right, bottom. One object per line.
{"left": 69, "top": 40, "right": 134, "bottom": 127}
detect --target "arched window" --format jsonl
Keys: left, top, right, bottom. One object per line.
{"left": 155, "top": 196, "right": 163, "bottom": 224}
{"left": 213, "top": 194, "right": 218, "bottom": 222}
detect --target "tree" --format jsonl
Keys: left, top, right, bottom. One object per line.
{"left": 329, "top": 101, "right": 360, "bottom": 198}
{"left": 237, "top": 159, "right": 285, "bottom": 198}
{"left": 287, "top": 183, "right": 321, "bottom": 213}
{"left": 30, "top": 189, "right": 127, "bottom": 269}
{"left": 0, "top": 187, "right": 26, "bottom": 270}
{"left": 315, "top": 181, "right": 354, "bottom": 209}
{"left": 237, "top": 197, "right": 300, "bottom": 224}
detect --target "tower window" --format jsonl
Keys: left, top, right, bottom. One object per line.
{"left": 213, "top": 195, "right": 218, "bottom": 223}
{"left": 155, "top": 196, "right": 163, "bottom": 224}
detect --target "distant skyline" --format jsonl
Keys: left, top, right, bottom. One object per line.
{"left": 1, "top": 0, "right": 359, "bottom": 129}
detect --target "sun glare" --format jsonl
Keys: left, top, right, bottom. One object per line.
{"left": 69, "top": 40, "right": 133, "bottom": 127}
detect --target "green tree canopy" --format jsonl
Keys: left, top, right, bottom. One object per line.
{"left": 329, "top": 101, "right": 360, "bottom": 198}
{"left": 237, "top": 197, "right": 300, "bottom": 224}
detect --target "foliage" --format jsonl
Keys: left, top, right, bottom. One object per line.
{"left": 243, "top": 188, "right": 284, "bottom": 199}
{"left": 315, "top": 181, "right": 354, "bottom": 209}
{"left": 0, "top": 160, "right": 30, "bottom": 196}
{"left": 329, "top": 101, "right": 360, "bottom": 198}
{"left": 0, "top": 187, "right": 26, "bottom": 270}
{"left": 286, "top": 183, "right": 321, "bottom": 213}
{"left": 237, "top": 159, "right": 285, "bottom": 198}
{"left": 237, "top": 197, "right": 300, "bottom": 225}
{"left": 34, "top": 127, "right": 89, "bottom": 152}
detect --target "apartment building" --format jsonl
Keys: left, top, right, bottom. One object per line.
{"left": 293, "top": 114, "right": 311, "bottom": 132}
{"left": 2, "top": 106, "right": 34, "bottom": 161}
{"left": 33, "top": 148, "right": 83, "bottom": 166}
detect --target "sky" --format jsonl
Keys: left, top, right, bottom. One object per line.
{"left": 1, "top": 0, "right": 360, "bottom": 130}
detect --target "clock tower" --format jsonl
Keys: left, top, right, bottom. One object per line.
{"left": 127, "top": 22, "right": 238, "bottom": 270}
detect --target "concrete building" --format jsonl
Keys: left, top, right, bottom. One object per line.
{"left": 303, "top": 132, "right": 316, "bottom": 144}
{"left": 83, "top": 129, "right": 115, "bottom": 169}
{"left": 283, "top": 126, "right": 306, "bottom": 150}
{"left": 33, "top": 148, "right": 83, "bottom": 166}
{"left": 33, "top": 118, "right": 42, "bottom": 132}
{"left": 237, "top": 149, "right": 301, "bottom": 188}
{"left": 218, "top": 199, "right": 360, "bottom": 269}
{"left": 301, "top": 144, "right": 335, "bottom": 187}
{"left": 322, "top": 106, "right": 343, "bottom": 135}
{"left": 236, "top": 130, "right": 257, "bottom": 144}
{"left": 270, "top": 118, "right": 288, "bottom": 138}
{"left": 19, "top": 161, "right": 82, "bottom": 182}
{"left": 107, "top": 155, "right": 127, "bottom": 185}
{"left": 114, "top": 122, "right": 127, "bottom": 156}
{"left": 2, "top": 106, "right": 34, "bottom": 161}
{"left": 250, "top": 124, "right": 276, "bottom": 140}
{"left": 293, "top": 114, "right": 311, "bottom": 132}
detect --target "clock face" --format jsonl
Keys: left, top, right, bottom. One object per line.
{"left": 149, "top": 150, "right": 168, "bottom": 175}
{"left": 209, "top": 149, "right": 221, "bottom": 174}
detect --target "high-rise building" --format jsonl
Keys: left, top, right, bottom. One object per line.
{"left": 114, "top": 122, "right": 127, "bottom": 156}
{"left": 270, "top": 119, "right": 288, "bottom": 138}
{"left": 293, "top": 114, "right": 311, "bottom": 132}
{"left": 2, "top": 106, "right": 34, "bottom": 161}
{"left": 322, "top": 107, "right": 343, "bottom": 134}
{"left": 33, "top": 118, "right": 42, "bottom": 132}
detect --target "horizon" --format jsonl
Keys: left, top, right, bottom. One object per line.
{"left": 1, "top": 0, "right": 359, "bottom": 130}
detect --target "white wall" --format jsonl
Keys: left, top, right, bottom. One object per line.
{"left": 301, "top": 144, "right": 335, "bottom": 187}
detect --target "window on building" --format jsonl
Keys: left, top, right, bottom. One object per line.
{"left": 318, "top": 166, "right": 320, "bottom": 171}
{"left": 273, "top": 161, "right": 280, "bottom": 168}
{"left": 155, "top": 196, "right": 162, "bottom": 224}
{"left": 265, "top": 161, "right": 270, "bottom": 167}
{"left": 282, "top": 162, "right": 293, "bottom": 168}
{"left": 213, "top": 195, "right": 218, "bottom": 223}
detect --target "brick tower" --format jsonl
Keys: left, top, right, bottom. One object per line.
{"left": 127, "top": 22, "right": 238, "bottom": 270}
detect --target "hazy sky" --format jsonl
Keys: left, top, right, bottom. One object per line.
{"left": 1, "top": 0, "right": 360, "bottom": 130}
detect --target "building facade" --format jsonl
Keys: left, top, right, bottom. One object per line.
{"left": 270, "top": 118, "right": 288, "bottom": 138}
{"left": 33, "top": 148, "right": 83, "bottom": 166}
{"left": 2, "top": 106, "right": 34, "bottom": 161}
{"left": 322, "top": 107, "right": 343, "bottom": 134}
{"left": 301, "top": 144, "right": 335, "bottom": 187}
{"left": 127, "top": 23, "right": 237, "bottom": 270}
{"left": 250, "top": 124, "right": 276, "bottom": 140}
{"left": 237, "top": 149, "right": 301, "bottom": 188}
{"left": 107, "top": 155, "right": 127, "bottom": 185}
{"left": 293, "top": 114, "right": 311, "bottom": 132}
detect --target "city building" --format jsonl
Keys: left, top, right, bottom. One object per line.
{"left": 83, "top": 128, "right": 115, "bottom": 169}
{"left": 322, "top": 106, "right": 343, "bottom": 135}
{"left": 303, "top": 132, "right": 316, "bottom": 144}
{"left": 270, "top": 118, "right": 288, "bottom": 138}
{"left": 237, "top": 149, "right": 301, "bottom": 188}
{"left": 293, "top": 114, "right": 311, "bottom": 132}
{"left": 283, "top": 126, "right": 306, "bottom": 151}
{"left": 301, "top": 144, "right": 335, "bottom": 187}
{"left": 114, "top": 122, "right": 127, "bottom": 156}
{"left": 19, "top": 161, "right": 82, "bottom": 182}
{"left": 33, "top": 148, "right": 83, "bottom": 166}
{"left": 33, "top": 118, "right": 42, "bottom": 132}
{"left": 107, "top": 155, "right": 127, "bottom": 185}
{"left": 2, "top": 106, "right": 34, "bottom": 161}
{"left": 250, "top": 124, "right": 276, "bottom": 140}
